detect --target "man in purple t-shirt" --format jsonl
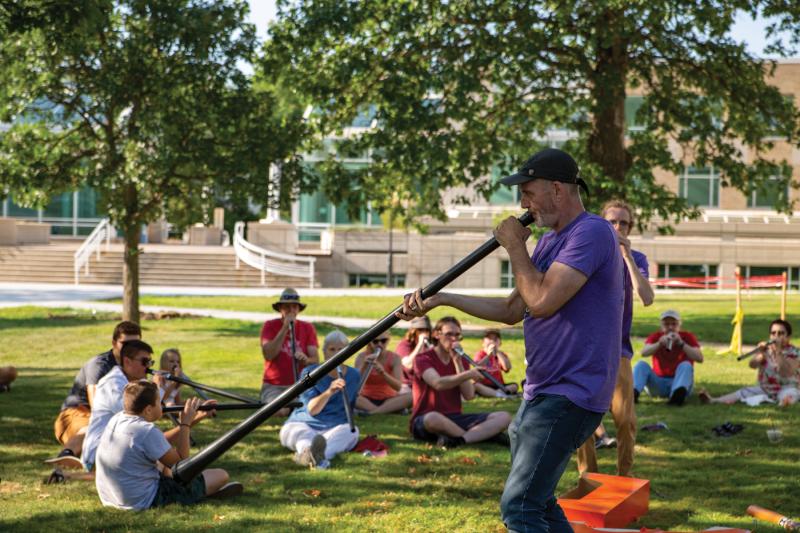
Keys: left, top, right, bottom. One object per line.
{"left": 576, "top": 200, "right": 654, "bottom": 478}
{"left": 398, "top": 148, "right": 623, "bottom": 532}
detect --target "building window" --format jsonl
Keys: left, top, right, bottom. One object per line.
{"left": 678, "top": 166, "right": 719, "bottom": 207}
{"left": 625, "top": 96, "right": 645, "bottom": 131}
{"left": 348, "top": 273, "right": 406, "bottom": 288}
{"left": 500, "top": 260, "right": 515, "bottom": 288}
{"left": 657, "top": 264, "right": 719, "bottom": 289}
{"left": 747, "top": 177, "right": 788, "bottom": 209}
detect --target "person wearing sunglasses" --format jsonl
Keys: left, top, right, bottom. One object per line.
{"left": 354, "top": 333, "right": 411, "bottom": 415}
{"left": 699, "top": 319, "right": 799, "bottom": 406}
{"left": 79, "top": 340, "right": 216, "bottom": 476}
{"left": 409, "top": 317, "right": 511, "bottom": 449}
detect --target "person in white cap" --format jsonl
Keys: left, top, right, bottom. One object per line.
{"left": 634, "top": 309, "right": 703, "bottom": 406}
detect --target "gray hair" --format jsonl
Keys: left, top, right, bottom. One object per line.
{"left": 323, "top": 330, "right": 349, "bottom": 351}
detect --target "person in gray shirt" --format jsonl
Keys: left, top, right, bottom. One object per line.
{"left": 96, "top": 381, "right": 242, "bottom": 510}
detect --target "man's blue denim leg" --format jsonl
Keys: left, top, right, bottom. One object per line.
{"left": 632, "top": 361, "right": 653, "bottom": 393}
{"left": 670, "top": 361, "right": 694, "bottom": 395}
{"left": 501, "top": 394, "right": 603, "bottom": 532}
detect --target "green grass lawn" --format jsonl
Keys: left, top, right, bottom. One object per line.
{"left": 1, "top": 305, "right": 799, "bottom": 532}
{"left": 122, "top": 292, "right": 797, "bottom": 344}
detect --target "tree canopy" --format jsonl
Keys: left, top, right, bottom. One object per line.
{"left": 0, "top": 0, "right": 308, "bottom": 320}
{"left": 265, "top": 0, "right": 800, "bottom": 228}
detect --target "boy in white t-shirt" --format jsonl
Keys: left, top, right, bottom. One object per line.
{"left": 95, "top": 381, "right": 242, "bottom": 510}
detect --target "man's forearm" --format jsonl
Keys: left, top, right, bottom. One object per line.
{"left": 641, "top": 343, "right": 659, "bottom": 357}
{"left": 437, "top": 293, "right": 522, "bottom": 325}
{"left": 431, "top": 373, "right": 470, "bottom": 390}
{"left": 262, "top": 326, "right": 288, "bottom": 360}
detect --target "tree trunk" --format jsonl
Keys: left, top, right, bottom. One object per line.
{"left": 587, "top": 10, "right": 630, "bottom": 183}
{"left": 122, "top": 220, "right": 141, "bottom": 323}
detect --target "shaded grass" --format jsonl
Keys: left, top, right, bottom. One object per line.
{"left": 0, "top": 306, "right": 798, "bottom": 532}
{"left": 112, "top": 292, "right": 798, "bottom": 345}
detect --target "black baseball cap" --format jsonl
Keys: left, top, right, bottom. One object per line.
{"left": 500, "top": 148, "right": 589, "bottom": 195}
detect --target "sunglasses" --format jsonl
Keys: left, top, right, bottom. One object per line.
{"left": 372, "top": 338, "right": 390, "bottom": 345}
{"left": 440, "top": 331, "right": 463, "bottom": 340}
{"left": 136, "top": 357, "right": 154, "bottom": 368}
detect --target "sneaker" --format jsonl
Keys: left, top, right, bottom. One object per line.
{"left": 293, "top": 434, "right": 327, "bottom": 468}
{"left": 668, "top": 387, "right": 687, "bottom": 406}
{"left": 207, "top": 481, "right": 244, "bottom": 500}
{"left": 633, "top": 389, "right": 640, "bottom": 403}
{"left": 43, "top": 468, "right": 66, "bottom": 485}
{"left": 490, "top": 432, "right": 511, "bottom": 447}
{"left": 595, "top": 437, "right": 617, "bottom": 450}
{"left": 44, "top": 449, "right": 83, "bottom": 469}
{"left": 698, "top": 388, "right": 712, "bottom": 404}
{"left": 436, "top": 435, "right": 465, "bottom": 450}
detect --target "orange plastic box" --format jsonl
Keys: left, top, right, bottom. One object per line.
{"left": 570, "top": 524, "right": 749, "bottom": 533}
{"left": 558, "top": 473, "right": 650, "bottom": 528}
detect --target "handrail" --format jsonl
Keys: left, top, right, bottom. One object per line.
{"left": 74, "top": 218, "right": 112, "bottom": 284}
{"left": 233, "top": 221, "right": 316, "bottom": 287}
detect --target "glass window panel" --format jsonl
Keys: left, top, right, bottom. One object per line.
{"left": 78, "top": 187, "right": 105, "bottom": 218}
{"left": 489, "top": 164, "right": 516, "bottom": 205}
{"left": 42, "top": 192, "right": 73, "bottom": 218}
{"left": 625, "top": 96, "right": 644, "bottom": 129}
{"left": 298, "top": 191, "right": 331, "bottom": 224}
{"left": 6, "top": 197, "right": 37, "bottom": 217}
{"left": 500, "top": 260, "right": 516, "bottom": 288}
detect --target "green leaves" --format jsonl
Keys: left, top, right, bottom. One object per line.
{"left": 266, "top": 0, "right": 800, "bottom": 227}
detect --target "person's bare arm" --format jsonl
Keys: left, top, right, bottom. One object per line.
{"left": 496, "top": 350, "right": 512, "bottom": 373}
{"left": 421, "top": 366, "right": 483, "bottom": 392}
{"left": 307, "top": 380, "right": 344, "bottom": 415}
{"left": 681, "top": 340, "right": 704, "bottom": 363}
{"left": 641, "top": 341, "right": 661, "bottom": 357}
{"left": 399, "top": 290, "right": 526, "bottom": 326}
{"left": 261, "top": 321, "right": 290, "bottom": 361}
{"left": 401, "top": 336, "right": 428, "bottom": 369}
{"left": 377, "top": 356, "right": 403, "bottom": 392}
{"left": 453, "top": 357, "right": 475, "bottom": 400}
{"left": 305, "top": 345, "right": 320, "bottom": 365}
{"left": 618, "top": 234, "right": 654, "bottom": 306}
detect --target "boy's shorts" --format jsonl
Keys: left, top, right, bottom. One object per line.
{"left": 150, "top": 473, "right": 206, "bottom": 508}
{"left": 411, "top": 412, "right": 489, "bottom": 442}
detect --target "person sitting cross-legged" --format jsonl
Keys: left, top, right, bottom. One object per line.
{"left": 700, "top": 319, "right": 799, "bottom": 406}
{"left": 472, "top": 328, "right": 518, "bottom": 398}
{"left": 354, "top": 332, "right": 411, "bottom": 414}
{"left": 279, "top": 330, "right": 361, "bottom": 469}
{"left": 95, "top": 382, "right": 241, "bottom": 510}
{"left": 634, "top": 309, "right": 703, "bottom": 406}
{"left": 410, "top": 316, "right": 511, "bottom": 449}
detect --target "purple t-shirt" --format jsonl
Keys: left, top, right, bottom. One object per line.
{"left": 621, "top": 250, "right": 650, "bottom": 358}
{"left": 522, "top": 212, "right": 623, "bottom": 413}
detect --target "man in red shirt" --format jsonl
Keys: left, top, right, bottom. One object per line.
{"left": 260, "top": 288, "right": 319, "bottom": 416}
{"left": 634, "top": 310, "right": 703, "bottom": 406}
{"left": 410, "top": 316, "right": 511, "bottom": 448}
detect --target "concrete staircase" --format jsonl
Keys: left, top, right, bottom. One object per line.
{"left": 0, "top": 242, "right": 313, "bottom": 287}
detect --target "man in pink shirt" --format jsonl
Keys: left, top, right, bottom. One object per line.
{"left": 260, "top": 288, "right": 319, "bottom": 416}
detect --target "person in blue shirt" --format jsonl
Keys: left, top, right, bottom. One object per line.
{"left": 279, "top": 330, "right": 360, "bottom": 469}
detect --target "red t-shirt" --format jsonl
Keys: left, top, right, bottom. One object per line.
{"left": 644, "top": 331, "right": 700, "bottom": 377}
{"left": 474, "top": 350, "right": 506, "bottom": 387}
{"left": 411, "top": 348, "right": 462, "bottom": 424}
{"left": 260, "top": 319, "right": 319, "bottom": 385}
{"left": 360, "top": 352, "right": 400, "bottom": 401}
{"left": 395, "top": 339, "right": 415, "bottom": 385}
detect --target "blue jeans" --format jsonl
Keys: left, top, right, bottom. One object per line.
{"left": 500, "top": 394, "right": 603, "bottom": 532}
{"left": 633, "top": 360, "right": 694, "bottom": 398}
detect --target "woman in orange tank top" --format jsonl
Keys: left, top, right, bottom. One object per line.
{"left": 354, "top": 333, "right": 412, "bottom": 414}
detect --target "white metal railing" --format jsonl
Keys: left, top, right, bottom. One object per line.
{"left": 74, "top": 218, "right": 113, "bottom": 284}
{"left": 234, "top": 221, "right": 316, "bottom": 287}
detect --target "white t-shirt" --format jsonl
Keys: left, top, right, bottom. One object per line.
{"left": 81, "top": 366, "right": 129, "bottom": 469}
{"left": 95, "top": 412, "right": 171, "bottom": 510}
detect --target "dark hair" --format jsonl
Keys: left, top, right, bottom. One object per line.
{"left": 770, "top": 319, "right": 793, "bottom": 337}
{"left": 123, "top": 380, "right": 160, "bottom": 415}
{"left": 120, "top": 339, "right": 154, "bottom": 361}
{"left": 434, "top": 316, "right": 461, "bottom": 332}
{"left": 113, "top": 321, "right": 142, "bottom": 342}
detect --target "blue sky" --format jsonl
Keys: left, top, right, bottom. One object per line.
{"left": 245, "top": 1, "right": 796, "bottom": 59}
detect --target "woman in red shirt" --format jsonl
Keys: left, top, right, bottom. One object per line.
{"left": 354, "top": 333, "right": 411, "bottom": 414}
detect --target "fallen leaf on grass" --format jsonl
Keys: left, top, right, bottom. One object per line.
{"left": 417, "top": 454, "right": 432, "bottom": 464}
{"left": 0, "top": 482, "right": 24, "bottom": 495}
{"left": 303, "top": 489, "right": 322, "bottom": 498}
{"left": 37, "top": 493, "right": 51, "bottom": 500}
{"left": 449, "top": 474, "right": 462, "bottom": 483}
{"left": 213, "top": 514, "right": 225, "bottom": 522}
{"left": 459, "top": 456, "right": 478, "bottom": 466}
{"left": 735, "top": 449, "right": 753, "bottom": 456}
{"left": 407, "top": 467, "right": 416, "bottom": 475}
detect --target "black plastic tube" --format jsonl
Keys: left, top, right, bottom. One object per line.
{"left": 172, "top": 211, "right": 534, "bottom": 484}
{"left": 148, "top": 369, "right": 260, "bottom": 404}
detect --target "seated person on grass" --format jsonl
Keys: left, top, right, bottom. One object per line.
{"left": 96, "top": 382, "right": 240, "bottom": 510}
{"left": 634, "top": 309, "right": 703, "bottom": 406}
{"left": 46, "top": 321, "right": 141, "bottom": 469}
{"left": 279, "top": 330, "right": 360, "bottom": 469}
{"left": 700, "top": 319, "right": 800, "bottom": 406}
{"left": 471, "top": 328, "right": 519, "bottom": 398}
{"left": 354, "top": 332, "right": 411, "bottom": 414}
{"left": 0, "top": 365, "right": 17, "bottom": 392}
{"left": 395, "top": 316, "right": 433, "bottom": 396}
{"left": 158, "top": 348, "right": 184, "bottom": 406}
{"left": 410, "top": 316, "right": 511, "bottom": 449}
{"left": 81, "top": 340, "right": 215, "bottom": 474}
